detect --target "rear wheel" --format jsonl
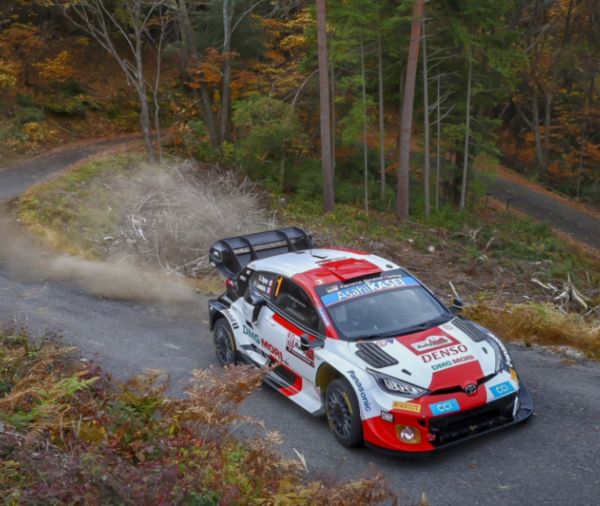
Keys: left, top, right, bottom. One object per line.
{"left": 213, "top": 318, "right": 236, "bottom": 366}
{"left": 325, "top": 378, "right": 363, "bottom": 447}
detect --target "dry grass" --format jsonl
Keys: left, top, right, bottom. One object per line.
{"left": 465, "top": 302, "right": 600, "bottom": 360}
{"left": 19, "top": 154, "right": 276, "bottom": 280}
{"left": 113, "top": 161, "right": 276, "bottom": 277}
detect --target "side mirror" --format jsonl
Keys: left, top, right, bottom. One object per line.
{"left": 450, "top": 297, "right": 464, "bottom": 315}
{"left": 300, "top": 333, "right": 322, "bottom": 351}
{"left": 250, "top": 293, "right": 266, "bottom": 322}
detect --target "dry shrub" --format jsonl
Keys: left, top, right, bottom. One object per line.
{"left": 465, "top": 302, "right": 600, "bottom": 359}
{"left": 0, "top": 328, "right": 396, "bottom": 505}
{"left": 111, "top": 161, "right": 276, "bottom": 276}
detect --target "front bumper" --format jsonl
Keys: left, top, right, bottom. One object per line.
{"left": 364, "top": 380, "right": 534, "bottom": 456}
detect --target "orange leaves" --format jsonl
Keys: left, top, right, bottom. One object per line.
{"left": 35, "top": 50, "right": 76, "bottom": 84}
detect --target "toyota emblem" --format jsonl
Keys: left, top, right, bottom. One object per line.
{"left": 464, "top": 383, "right": 478, "bottom": 396}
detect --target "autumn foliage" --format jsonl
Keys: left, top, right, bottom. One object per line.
{"left": 0, "top": 328, "right": 395, "bottom": 504}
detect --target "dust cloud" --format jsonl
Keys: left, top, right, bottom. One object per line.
{"left": 0, "top": 209, "right": 203, "bottom": 309}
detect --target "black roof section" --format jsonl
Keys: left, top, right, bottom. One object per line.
{"left": 209, "top": 227, "right": 314, "bottom": 278}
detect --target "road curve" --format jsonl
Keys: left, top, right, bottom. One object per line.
{"left": 482, "top": 172, "right": 600, "bottom": 250}
{"left": 1, "top": 142, "right": 599, "bottom": 506}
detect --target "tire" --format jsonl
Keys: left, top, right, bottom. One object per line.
{"left": 213, "top": 318, "right": 237, "bottom": 366}
{"left": 325, "top": 378, "right": 363, "bottom": 447}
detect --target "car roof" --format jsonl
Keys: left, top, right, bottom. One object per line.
{"left": 247, "top": 247, "right": 401, "bottom": 285}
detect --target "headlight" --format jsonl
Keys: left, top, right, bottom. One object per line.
{"left": 367, "top": 369, "right": 429, "bottom": 399}
{"left": 485, "top": 332, "right": 513, "bottom": 373}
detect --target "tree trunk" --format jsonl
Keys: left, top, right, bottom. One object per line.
{"left": 421, "top": 14, "right": 430, "bottom": 220}
{"left": 177, "top": 0, "right": 195, "bottom": 60}
{"left": 378, "top": 33, "right": 386, "bottom": 202}
{"left": 531, "top": 88, "right": 545, "bottom": 172}
{"left": 220, "top": 0, "right": 234, "bottom": 144}
{"left": 199, "top": 87, "right": 220, "bottom": 149}
{"left": 330, "top": 59, "right": 336, "bottom": 178}
{"left": 280, "top": 153, "right": 286, "bottom": 191}
{"left": 435, "top": 74, "right": 441, "bottom": 211}
{"left": 360, "top": 34, "right": 369, "bottom": 213}
{"left": 132, "top": 2, "right": 155, "bottom": 163}
{"left": 316, "top": 0, "right": 335, "bottom": 212}
{"left": 396, "top": 0, "right": 424, "bottom": 220}
{"left": 153, "top": 11, "right": 166, "bottom": 163}
{"left": 543, "top": 92, "right": 552, "bottom": 164}
{"left": 459, "top": 56, "right": 472, "bottom": 210}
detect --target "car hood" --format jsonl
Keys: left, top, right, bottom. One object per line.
{"left": 349, "top": 319, "right": 498, "bottom": 392}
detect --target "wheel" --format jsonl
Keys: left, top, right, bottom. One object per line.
{"left": 325, "top": 378, "right": 363, "bottom": 447}
{"left": 213, "top": 318, "right": 237, "bottom": 366}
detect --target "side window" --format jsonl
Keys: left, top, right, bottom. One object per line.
{"left": 273, "top": 278, "right": 321, "bottom": 333}
{"left": 246, "top": 271, "right": 276, "bottom": 301}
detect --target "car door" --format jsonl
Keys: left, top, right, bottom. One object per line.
{"left": 266, "top": 276, "right": 323, "bottom": 385}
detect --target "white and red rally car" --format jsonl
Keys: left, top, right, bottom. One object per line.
{"left": 208, "top": 228, "right": 533, "bottom": 454}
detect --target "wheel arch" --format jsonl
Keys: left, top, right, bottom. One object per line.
{"left": 208, "top": 299, "right": 230, "bottom": 330}
{"left": 315, "top": 362, "right": 343, "bottom": 391}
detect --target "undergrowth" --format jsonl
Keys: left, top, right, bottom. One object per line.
{"left": 464, "top": 302, "right": 600, "bottom": 360}
{"left": 0, "top": 328, "right": 395, "bottom": 504}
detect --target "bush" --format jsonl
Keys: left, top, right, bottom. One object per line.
{"left": 0, "top": 328, "right": 395, "bottom": 504}
{"left": 464, "top": 302, "right": 600, "bottom": 359}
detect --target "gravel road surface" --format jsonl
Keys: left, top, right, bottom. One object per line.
{"left": 1, "top": 142, "right": 599, "bottom": 505}
{"left": 483, "top": 173, "right": 600, "bottom": 250}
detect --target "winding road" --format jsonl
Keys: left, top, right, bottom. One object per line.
{"left": 1, "top": 142, "right": 599, "bottom": 505}
{"left": 482, "top": 172, "right": 600, "bottom": 250}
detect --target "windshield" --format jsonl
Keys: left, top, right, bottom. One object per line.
{"left": 317, "top": 274, "right": 449, "bottom": 340}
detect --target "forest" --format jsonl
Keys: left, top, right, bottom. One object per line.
{"left": 0, "top": 0, "right": 598, "bottom": 216}
{"left": 1, "top": 2, "right": 600, "bottom": 504}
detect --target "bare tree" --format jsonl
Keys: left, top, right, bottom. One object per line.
{"left": 377, "top": 32, "right": 386, "bottom": 202}
{"left": 421, "top": 14, "right": 430, "bottom": 219}
{"left": 61, "top": 0, "right": 169, "bottom": 163}
{"left": 316, "top": 0, "right": 335, "bottom": 212}
{"left": 360, "top": 34, "right": 369, "bottom": 213}
{"left": 459, "top": 55, "right": 473, "bottom": 210}
{"left": 396, "top": 0, "right": 424, "bottom": 220}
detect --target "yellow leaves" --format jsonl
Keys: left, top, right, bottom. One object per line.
{"left": 0, "top": 58, "right": 19, "bottom": 91}
{"left": 35, "top": 50, "right": 76, "bottom": 84}
{"left": 281, "top": 34, "right": 306, "bottom": 52}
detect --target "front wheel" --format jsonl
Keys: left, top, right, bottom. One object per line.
{"left": 213, "top": 318, "right": 237, "bottom": 366}
{"left": 325, "top": 378, "right": 363, "bottom": 447}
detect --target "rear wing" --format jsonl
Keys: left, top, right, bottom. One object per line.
{"left": 209, "top": 227, "right": 314, "bottom": 278}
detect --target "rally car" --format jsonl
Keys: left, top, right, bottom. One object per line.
{"left": 208, "top": 227, "right": 533, "bottom": 454}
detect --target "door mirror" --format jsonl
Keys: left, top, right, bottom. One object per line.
{"left": 300, "top": 333, "right": 322, "bottom": 351}
{"left": 249, "top": 292, "right": 266, "bottom": 323}
{"left": 450, "top": 297, "right": 464, "bottom": 315}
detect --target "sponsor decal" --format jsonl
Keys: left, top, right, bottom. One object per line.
{"left": 410, "top": 335, "right": 454, "bottom": 354}
{"left": 392, "top": 401, "right": 422, "bottom": 413}
{"left": 255, "top": 274, "right": 275, "bottom": 296}
{"left": 242, "top": 325, "right": 259, "bottom": 344}
{"left": 375, "top": 338, "right": 395, "bottom": 348}
{"left": 320, "top": 276, "right": 418, "bottom": 306}
{"left": 261, "top": 338, "right": 283, "bottom": 362}
{"left": 489, "top": 381, "right": 516, "bottom": 399}
{"left": 285, "top": 332, "right": 315, "bottom": 367}
{"left": 430, "top": 399, "right": 460, "bottom": 416}
{"left": 419, "top": 344, "right": 476, "bottom": 371}
{"left": 348, "top": 370, "right": 371, "bottom": 412}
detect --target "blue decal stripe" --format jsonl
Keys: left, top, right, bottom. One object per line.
{"left": 430, "top": 398, "right": 460, "bottom": 416}
{"left": 320, "top": 276, "right": 419, "bottom": 307}
{"left": 490, "top": 381, "right": 516, "bottom": 399}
